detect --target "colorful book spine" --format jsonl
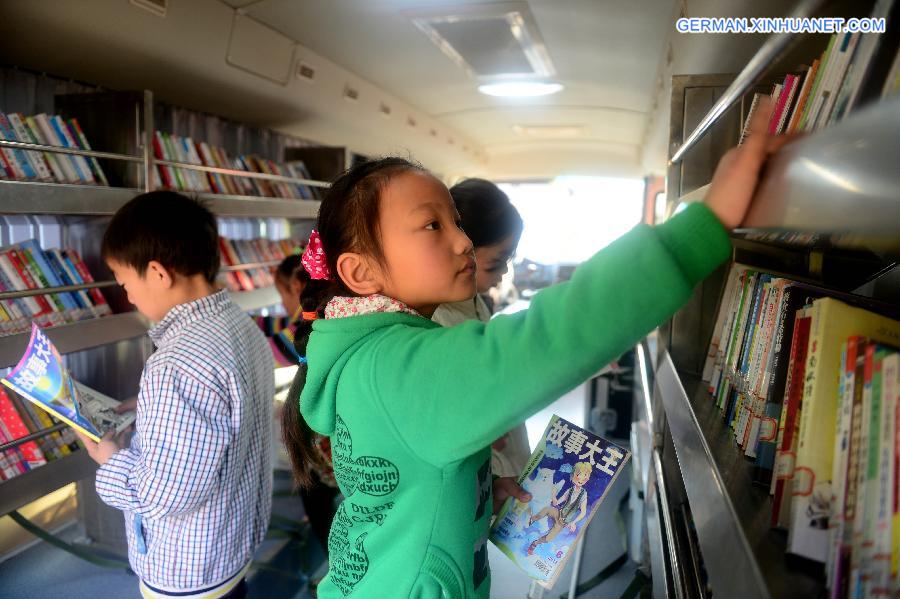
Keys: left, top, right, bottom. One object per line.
{"left": 0, "top": 112, "right": 37, "bottom": 180}
{"left": 23, "top": 115, "right": 68, "bottom": 182}
{"left": 787, "top": 61, "right": 819, "bottom": 133}
{"left": 67, "top": 118, "right": 109, "bottom": 186}
{"left": 32, "top": 114, "right": 80, "bottom": 183}
{"left": 0, "top": 387, "right": 47, "bottom": 469}
{"left": 772, "top": 310, "right": 812, "bottom": 528}
{"left": 62, "top": 249, "right": 112, "bottom": 316}
{"left": 800, "top": 34, "right": 838, "bottom": 131}
{"left": 5, "top": 112, "right": 53, "bottom": 181}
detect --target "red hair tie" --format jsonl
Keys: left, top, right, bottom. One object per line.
{"left": 301, "top": 230, "right": 331, "bottom": 280}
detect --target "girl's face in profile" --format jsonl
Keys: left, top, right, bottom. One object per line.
{"left": 276, "top": 277, "right": 304, "bottom": 318}
{"left": 474, "top": 234, "right": 517, "bottom": 293}
{"left": 374, "top": 171, "right": 476, "bottom": 317}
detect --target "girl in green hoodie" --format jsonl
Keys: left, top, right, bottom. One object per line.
{"left": 283, "top": 99, "right": 786, "bottom": 598}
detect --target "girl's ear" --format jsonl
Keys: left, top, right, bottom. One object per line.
{"left": 335, "top": 252, "right": 383, "bottom": 296}
{"left": 146, "top": 260, "right": 174, "bottom": 289}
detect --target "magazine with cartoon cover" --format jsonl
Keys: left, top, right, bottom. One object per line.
{"left": 1, "top": 323, "right": 135, "bottom": 443}
{"left": 490, "top": 414, "right": 630, "bottom": 588}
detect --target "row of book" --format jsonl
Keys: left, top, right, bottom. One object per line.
{"left": 152, "top": 131, "right": 317, "bottom": 200}
{"left": 739, "top": 2, "right": 900, "bottom": 142}
{"left": 0, "top": 385, "right": 79, "bottom": 481}
{"left": 703, "top": 264, "right": 900, "bottom": 597}
{"left": 218, "top": 237, "right": 301, "bottom": 292}
{"left": 0, "top": 240, "right": 111, "bottom": 337}
{"left": 0, "top": 111, "right": 109, "bottom": 185}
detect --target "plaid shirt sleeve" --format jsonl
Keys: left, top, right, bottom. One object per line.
{"left": 95, "top": 364, "right": 233, "bottom": 519}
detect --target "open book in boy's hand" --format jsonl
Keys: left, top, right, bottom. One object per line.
{"left": 490, "top": 415, "right": 630, "bottom": 588}
{"left": 1, "top": 323, "right": 135, "bottom": 443}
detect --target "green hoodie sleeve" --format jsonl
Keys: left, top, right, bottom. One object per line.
{"left": 366, "top": 203, "right": 730, "bottom": 466}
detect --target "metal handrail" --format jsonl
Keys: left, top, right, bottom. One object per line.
{"left": 155, "top": 158, "right": 330, "bottom": 187}
{"left": 0, "top": 139, "right": 143, "bottom": 163}
{"left": 669, "top": 0, "right": 825, "bottom": 164}
{"left": 0, "top": 422, "right": 67, "bottom": 453}
{"left": 0, "top": 280, "right": 117, "bottom": 300}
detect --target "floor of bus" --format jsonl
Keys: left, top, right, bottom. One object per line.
{"left": 0, "top": 387, "right": 641, "bottom": 599}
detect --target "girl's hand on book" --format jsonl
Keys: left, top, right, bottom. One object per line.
{"left": 705, "top": 96, "right": 797, "bottom": 230}
{"left": 493, "top": 477, "right": 532, "bottom": 515}
{"left": 76, "top": 430, "right": 126, "bottom": 465}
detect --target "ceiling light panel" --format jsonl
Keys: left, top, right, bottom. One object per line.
{"left": 410, "top": 2, "right": 555, "bottom": 80}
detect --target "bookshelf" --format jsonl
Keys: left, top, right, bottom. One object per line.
{"left": 0, "top": 86, "right": 324, "bottom": 528}
{"left": 642, "top": 7, "right": 900, "bottom": 597}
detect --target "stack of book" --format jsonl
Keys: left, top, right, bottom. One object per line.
{"left": 740, "top": 3, "right": 900, "bottom": 141}
{"left": 0, "top": 384, "right": 79, "bottom": 481}
{"left": 0, "top": 111, "right": 108, "bottom": 185}
{"left": 218, "top": 237, "right": 301, "bottom": 292}
{"left": 152, "top": 131, "right": 316, "bottom": 200}
{"left": 703, "top": 264, "right": 900, "bottom": 597}
{"left": 0, "top": 241, "right": 112, "bottom": 337}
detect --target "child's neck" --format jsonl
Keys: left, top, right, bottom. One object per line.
{"left": 166, "top": 276, "right": 218, "bottom": 314}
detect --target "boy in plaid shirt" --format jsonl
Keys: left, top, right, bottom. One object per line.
{"left": 77, "top": 191, "right": 274, "bottom": 599}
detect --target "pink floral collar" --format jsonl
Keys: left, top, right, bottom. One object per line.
{"left": 324, "top": 294, "right": 422, "bottom": 319}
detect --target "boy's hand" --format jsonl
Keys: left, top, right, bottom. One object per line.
{"left": 704, "top": 96, "right": 798, "bottom": 230}
{"left": 75, "top": 430, "right": 126, "bottom": 466}
{"left": 115, "top": 398, "right": 137, "bottom": 414}
{"left": 493, "top": 477, "right": 532, "bottom": 515}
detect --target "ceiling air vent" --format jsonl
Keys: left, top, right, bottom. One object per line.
{"left": 130, "top": 0, "right": 166, "bottom": 17}
{"left": 409, "top": 2, "right": 554, "bottom": 80}
{"left": 296, "top": 62, "right": 316, "bottom": 82}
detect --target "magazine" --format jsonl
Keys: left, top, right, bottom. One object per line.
{"left": 490, "top": 415, "right": 631, "bottom": 588}
{"left": 1, "top": 323, "right": 135, "bottom": 443}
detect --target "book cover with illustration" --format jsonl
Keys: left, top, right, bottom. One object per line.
{"left": 490, "top": 415, "right": 630, "bottom": 588}
{"left": 1, "top": 323, "right": 134, "bottom": 442}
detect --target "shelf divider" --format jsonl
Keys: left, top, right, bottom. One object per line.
{"left": 0, "top": 450, "right": 97, "bottom": 518}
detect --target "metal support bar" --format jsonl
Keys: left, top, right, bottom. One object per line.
{"left": 0, "top": 280, "right": 117, "bottom": 300}
{"left": 143, "top": 89, "right": 154, "bottom": 193}
{"left": 0, "top": 139, "right": 143, "bottom": 163}
{"left": 154, "top": 158, "right": 331, "bottom": 187}
{"left": 653, "top": 449, "right": 684, "bottom": 599}
{"left": 0, "top": 422, "right": 67, "bottom": 453}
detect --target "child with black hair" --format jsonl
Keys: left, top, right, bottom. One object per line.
{"left": 264, "top": 254, "right": 311, "bottom": 366}
{"left": 432, "top": 178, "right": 530, "bottom": 479}
{"left": 77, "top": 191, "right": 274, "bottom": 599}
{"left": 284, "top": 101, "right": 785, "bottom": 597}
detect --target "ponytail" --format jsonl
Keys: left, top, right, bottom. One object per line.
{"left": 281, "top": 278, "right": 335, "bottom": 489}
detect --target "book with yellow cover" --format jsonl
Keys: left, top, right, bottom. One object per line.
{"left": 789, "top": 298, "right": 900, "bottom": 562}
